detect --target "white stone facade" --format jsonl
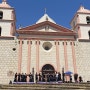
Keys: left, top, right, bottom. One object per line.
{"left": 0, "top": 40, "right": 90, "bottom": 84}
{"left": 0, "top": 1, "right": 90, "bottom": 84}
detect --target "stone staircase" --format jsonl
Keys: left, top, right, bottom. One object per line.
{"left": 0, "top": 83, "right": 90, "bottom": 90}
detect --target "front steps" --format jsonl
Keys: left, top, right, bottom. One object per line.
{"left": 0, "top": 83, "right": 90, "bottom": 89}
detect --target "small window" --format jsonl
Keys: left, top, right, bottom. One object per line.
{"left": 73, "top": 42, "right": 75, "bottom": 46}
{"left": 88, "top": 31, "right": 90, "bottom": 39}
{"left": 39, "top": 41, "right": 40, "bottom": 45}
{"left": 22, "top": 41, "right": 24, "bottom": 44}
{"left": 66, "top": 42, "right": 67, "bottom": 45}
{"left": 70, "top": 42, "right": 72, "bottom": 45}
{"left": 45, "top": 46, "right": 50, "bottom": 50}
{"left": 0, "top": 11, "right": 3, "bottom": 19}
{"left": 12, "top": 48, "right": 16, "bottom": 51}
{"left": 18, "top": 41, "right": 20, "bottom": 44}
{"left": 27, "top": 41, "right": 32, "bottom": 44}
{"left": 55, "top": 42, "right": 56, "bottom": 45}
{"left": 86, "top": 16, "right": 90, "bottom": 24}
{"left": 58, "top": 42, "right": 59, "bottom": 45}
{"left": 36, "top": 41, "right": 37, "bottom": 44}
{"left": 0, "top": 27, "right": 1, "bottom": 36}
{"left": 43, "top": 42, "right": 52, "bottom": 51}
{"left": 30, "top": 41, "right": 32, "bottom": 44}
{"left": 62, "top": 42, "right": 64, "bottom": 45}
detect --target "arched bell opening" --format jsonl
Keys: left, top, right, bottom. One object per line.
{"left": 0, "top": 27, "right": 1, "bottom": 36}
{"left": 88, "top": 30, "right": 90, "bottom": 39}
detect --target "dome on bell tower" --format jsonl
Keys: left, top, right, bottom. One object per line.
{"left": 0, "top": 0, "right": 11, "bottom": 8}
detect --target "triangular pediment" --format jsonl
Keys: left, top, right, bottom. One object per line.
{"left": 17, "top": 21, "right": 77, "bottom": 40}
{"left": 17, "top": 14, "right": 77, "bottom": 40}
{"left": 17, "top": 21, "right": 73, "bottom": 33}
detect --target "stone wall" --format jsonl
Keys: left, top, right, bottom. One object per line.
{"left": 0, "top": 40, "right": 18, "bottom": 84}
{"left": 75, "top": 40, "right": 90, "bottom": 82}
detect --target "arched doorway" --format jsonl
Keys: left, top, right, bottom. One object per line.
{"left": 42, "top": 64, "right": 55, "bottom": 75}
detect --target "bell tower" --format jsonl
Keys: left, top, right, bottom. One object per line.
{"left": 0, "top": 0, "right": 16, "bottom": 37}
{"left": 70, "top": 6, "right": 90, "bottom": 39}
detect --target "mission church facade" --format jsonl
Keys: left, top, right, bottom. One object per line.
{"left": 0, "top": 0, "right": 90, "bottom": 84}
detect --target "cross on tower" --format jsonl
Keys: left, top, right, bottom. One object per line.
{"left": 44, "top": 8, "right": 47, "bottom": 14}
{"left": 2, "top": 0, "right": 7, "bottom": 3}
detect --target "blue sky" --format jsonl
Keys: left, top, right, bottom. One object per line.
{"left": 1, "top": 0, "right": 90, "bottom": 29}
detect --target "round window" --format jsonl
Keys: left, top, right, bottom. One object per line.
{"left": 43, "top": 42, "right": 52, "bottom": 51}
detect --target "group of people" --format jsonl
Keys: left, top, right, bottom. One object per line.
{"left": 14, "top": 72, "right": 62, "bottom": 82}
{"left": 36, "top": 72, "right": 61, "bottom": 82}
{"left": 14, "top": 73, "right": 34, "bottom": 82}
{"left": 14, "top": 72, "right": 83, "bottom": 83}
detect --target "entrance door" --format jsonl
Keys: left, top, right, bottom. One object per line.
{"left": 42, "top": 64, "right": 55, "bottom": 75}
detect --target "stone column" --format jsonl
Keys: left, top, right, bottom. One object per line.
{"left": 64, "top": 41, "right": 69, "bottom": 81}
{"left": 27, "top": 40, "right": 31, "bottom": 82}
{"left": 56, "top": 41, "right": 60, "bottom": 72}
{"left": 18, "top": 40, "right": 22, "bottom": 73}
{"left": 71, "top": 42, "right": 77, "bottom": 74}
{"left": 36, "top": 40, "right": 39, "bottom": 74}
